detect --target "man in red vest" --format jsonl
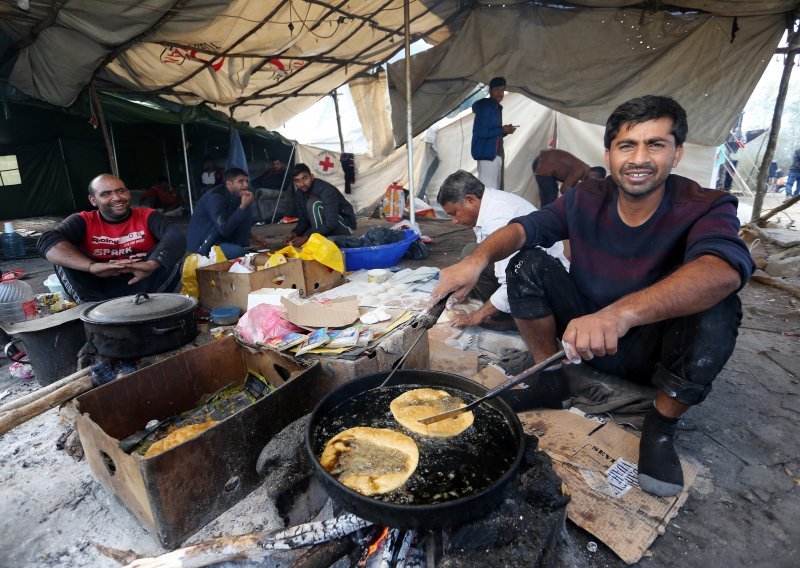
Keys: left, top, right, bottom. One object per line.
{"left": 37, "top": 174, "right": 186, "bottom": 303}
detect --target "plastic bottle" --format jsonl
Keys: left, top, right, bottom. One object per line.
{"left": 2, "top": 222, "right": 26, "bottom": 259}
{"left": 0, "top": 271, "right": 37, "bottom": 323}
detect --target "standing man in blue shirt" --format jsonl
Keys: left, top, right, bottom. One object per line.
{"left": 471, "top": 77, "right": 518, "bottom": 190}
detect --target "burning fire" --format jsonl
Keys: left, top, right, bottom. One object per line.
{"left": 364, "top": 526, "right": 390, "bottom": 561}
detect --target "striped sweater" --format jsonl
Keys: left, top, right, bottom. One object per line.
{"left": 511, "top": 175, "right": 755, "bottom": 313}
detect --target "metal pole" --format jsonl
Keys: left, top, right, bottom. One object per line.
{"left": 89, "top": 83, "right": 118, "bottom": 177}
{"left": 404, "top": 0, "right": 416, "bottom": 226}
{"left": 331, "top": 90, "right": 345, "bottom": 153}
{"left": 180, "top": 122, "right": 194, "bottom": 215}
{"left": 162, "top": 138, "right": 171, "bottom": 186}
{"left": 57, "top": 138, "right": 76, "bottom": 210}
{"left": 110, "top": 125, "right": 119, "bottom": 178}
{"left": 270, "top": 143, "right": 297, "bottom": 224}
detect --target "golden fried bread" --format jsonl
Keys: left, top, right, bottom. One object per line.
{"left": 390, "top": 388, "right": 474, "bottom": 439}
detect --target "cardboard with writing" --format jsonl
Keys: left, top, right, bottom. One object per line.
{"left": 519, "top": 409, "right": 699, "bottom": 565}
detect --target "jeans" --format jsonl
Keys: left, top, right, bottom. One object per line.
{"left": 506, "top": 248, "right": 742, "bottom": 405}
{"left": 786, "top": 171, "right": 800, "bottom": 197}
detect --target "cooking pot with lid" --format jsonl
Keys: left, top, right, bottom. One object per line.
{"left": 80, "top": 292, "right": 198, "bottom": 358}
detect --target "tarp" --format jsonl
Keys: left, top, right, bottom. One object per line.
{"left": 387, "top": 3, "right": 787, "bottom": 147}
{"left": 1, "top": 1, "right": 794, "bottom": 145}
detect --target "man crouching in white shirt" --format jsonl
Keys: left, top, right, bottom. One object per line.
{"left": 438, "top": 170, "right": 569, "bottom": 329}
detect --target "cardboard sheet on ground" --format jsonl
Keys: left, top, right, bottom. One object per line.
{"left": 518, "top": 409, "right": 700, "bottom": 565}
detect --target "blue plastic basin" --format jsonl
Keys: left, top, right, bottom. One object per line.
{"left": 343, "top": 229, "right": 418, "bottom": 271}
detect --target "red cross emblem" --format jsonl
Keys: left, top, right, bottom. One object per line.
{"left": 314, "top": 151, "right": 339, "bottom": 176}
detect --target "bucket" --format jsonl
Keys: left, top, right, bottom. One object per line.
{"left": 43, "top": 274, "right": 66, "bottom": 295}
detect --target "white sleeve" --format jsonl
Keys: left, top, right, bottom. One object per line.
{"left": 489, "top": 255, "right": 512, "bottom": 313}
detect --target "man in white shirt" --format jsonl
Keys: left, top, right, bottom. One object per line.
{"left": 438, "top": 170, "right": 569, "bottom": 328}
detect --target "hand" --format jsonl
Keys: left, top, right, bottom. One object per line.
{"left": 251, "top": 233, "right": 269, "bottom": 247}
{"left": 88, "top": 262, "right": 127, "bottom": 278}
{"left": 450, "top": 311, "right": 483, "bottom": 329}
{"left": 283, "top": 232, "right": 297, "bottom": 244}
{"left": 430, "top": 256, "right": 485, "bottom": 307}
{"left": 561, "top": 306, "right": 633, "bottom": 361}
{"left": 120, "top": 260, "right": 160, "bottom": 285}
{"left": 288, "top": 235, "right": 309, "bottom": 247}
{"left": 239, "top": 190, "right": 254, "bottom": 208}
{"left": 503, "top": 124, "right": 518, "bottom": 135}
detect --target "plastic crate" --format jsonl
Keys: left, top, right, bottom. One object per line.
{"left": 343, "top": 229, "right": 418, "bottom": 271}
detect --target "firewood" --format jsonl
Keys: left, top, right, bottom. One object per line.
{"left": 0, "top": 367, "right": 90, "bottom": 413}
{"left": 751, "top": 271, "right": 800, "bottom": 300}
{"left": 0, "top": 375, "right": 94, "bottom": 436}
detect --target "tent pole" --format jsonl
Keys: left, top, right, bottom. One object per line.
{"left": 57, "top": 138, "right": 76, "bottom": 211}
{"left": 110, "top": 125, "right": 120, "bottom": 178}
{"left": 89, "top": 83, "right": 118, "bottom": 177}
{"left": 271, "top": 143, "right": 296, "bottom": 224}
{"left": 331, "top": 89, "right": 345, "bottom": 153}
{"left": 162, "top": 138, "right": 172, "bottom": 186}
{"left": 404, "top": 0, "right": 416, "bottom": 226}
{"left": 180, "top": 122, "right": 194, "bottom": 215}
{"left": 751, "top": 14, "right": 800, "bottom": 222}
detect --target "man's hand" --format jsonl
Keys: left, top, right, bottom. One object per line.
{"left": 88, "top": 262, "right": 127, "bottom": 278}
{"left": 119, "top": 260, "right": 160, "bottom": 285}
{"left": 283, "top": 232, "right": 297, "bottom": 245}
{"left": 451, "top": 311, "right": 483, "bottom": 329}
{"left": 431, "top": 256, "right": 486, "bottom": 307}
{"left": 503, "top": 124, "right": 518, "bottom": 135}
{"left": 561, "top": 305, "right": 634, "bottom": 361}
{"left": 250, "top": 233, "right": 269, "bottom": 248}
{"left": 239, "top": 190, "right": 255, "bottom": 209}
{"left": 288, "top": 235, "right": 309, "bottom": 247}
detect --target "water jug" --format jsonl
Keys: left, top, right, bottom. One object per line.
{"left": 0, "top": 271, "right": 37, "bottom": 323}
{"left": 2, "top": 222, "right": 26, "bottom": 259}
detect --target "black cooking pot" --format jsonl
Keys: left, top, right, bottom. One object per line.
{"left": 306, "top": 369, "right": 525, "bottom": 530}
{"left": 80, "top": 292, "right": 198, "bottom": 358}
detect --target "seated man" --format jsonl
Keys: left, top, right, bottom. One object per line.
{"left": 37, "top": 174, "right": 186, "bottom": 303}
{"left": 198, "top": 158, "right": 223, "bottom": 195}
{"left": 437, "top": 170, "right": 568, "bottom": 329}
{"left": 187, "top": 167, "right": 267, "bottom": 258}
{"left": 433, "top": 96, "right": 754, "bottom": 497}
{"left": 284, "top": 163, "right": 357, "bottom": 246}
{"left": 252, "top": 158, "right": 289, "bottom": 190}
{"left": 140, "top": 176, "right": 180, "bottom": 211}
{"left": 532, "top": 149, "right": 600, "bottom": 206}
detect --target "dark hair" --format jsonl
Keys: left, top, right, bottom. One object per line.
{"left": 437, "top": 170, "right": 485, "bottom": 206}
{"left": 489, "top": 77, "right": 506, "bottom": 89}
{"left": 589, "top": 166, "right": 606, "bottom": 178}
{"left": 224, "top": 167, "right": 248, "bottom": 182}
{"left": 293, "top": 163, "right": 311, "bottom": 176}
{"left": 604, "top": 96, "right": 688, "bottom": 149}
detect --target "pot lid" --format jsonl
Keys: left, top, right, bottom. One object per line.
{"left": 81, "top": 293, "right": 197, "bottom": 324}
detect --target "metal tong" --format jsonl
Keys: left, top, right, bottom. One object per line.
{"left": 417, "top": 349, "right": 566, "bottom": 425}
{"left": 376, "top": 295, "right": 451, "bottom": 389}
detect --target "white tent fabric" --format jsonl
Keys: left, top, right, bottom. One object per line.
{"left": 349, "top": 73, "right": 395, "bottom": 159}
{"left": 387, "top": 3, "right": 787, "bottom": 146}
{"left": 1, "top": 1, "right": 794, "bottom": 144}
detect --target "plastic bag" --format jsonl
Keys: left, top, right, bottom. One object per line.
{"left": 267, "top": 235, "right": 344, "bottom": 273}
{"left": 236, "top": 304, "right": 303, "bottom": 345}
{"left": 180, "top": 246, "right": 227, "bottom": 297}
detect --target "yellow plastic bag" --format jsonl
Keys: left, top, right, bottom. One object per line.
{"left": 299, "top": 234, "right": 344, "bottom": 273}
{"left": 267, "top": 235, "right": 344, "bottom": 273}
{"left": 180, "top": 246, "right": 227, "bottom": 297}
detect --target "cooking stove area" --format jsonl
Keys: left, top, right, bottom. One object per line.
{"left": 246, "top": 415, "right": 571, "bottom": 568}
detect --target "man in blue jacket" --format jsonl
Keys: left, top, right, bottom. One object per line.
{"left": 186, "top": 167, "right": 267, "bottom": 258}
{"left": 471, "top": 76, "right": 518, "bottom": 190}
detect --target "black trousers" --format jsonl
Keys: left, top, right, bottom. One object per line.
{"left": 55, "top": 261, "right": 183, "bottom": 304}
{"left": 506, "top": 248, "right": 742, "bottom": 405}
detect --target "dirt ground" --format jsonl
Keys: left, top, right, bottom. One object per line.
{"left": 1, "top": 197, "right": 799, "bottom": 567}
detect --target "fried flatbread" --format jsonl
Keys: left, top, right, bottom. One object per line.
{"left": 320, "top": 427, "right": 419, "bottom": 495}
{"left": 390, "top": 388, "right": 474, "bottom": 439}
{"left": 144, "top": 420, "right": 217, "bottom": 458}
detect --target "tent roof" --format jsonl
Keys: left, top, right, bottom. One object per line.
{"left": 0, "top": 1, "right": 797, "bottom": 135}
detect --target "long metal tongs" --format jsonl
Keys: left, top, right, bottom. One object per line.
{"left": 376, "top": 295, "right": 450, "bottom": 389}
{"left": 417, "top": 349, "right": 566, "bottom": 425}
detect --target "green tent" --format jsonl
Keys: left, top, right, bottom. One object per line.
{"left": 0, "top": 90, "right": 294, "bottom": 219}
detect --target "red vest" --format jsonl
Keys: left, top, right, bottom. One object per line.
{"left": 78, "top": 209, "right": 157, "bottom": 262}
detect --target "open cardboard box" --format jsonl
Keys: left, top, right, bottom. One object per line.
{"left": 197, "top": 257, "right": 344, "bottom": 311}
{"left": 518, "top": 409, "right": 700, "bottom": 564}
{"left": 68, "top": 336, "right": 335, "bottom": 549}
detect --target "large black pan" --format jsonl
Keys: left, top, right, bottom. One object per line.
{"left": 306, "top": 369, "right": 525, "bottom": 530}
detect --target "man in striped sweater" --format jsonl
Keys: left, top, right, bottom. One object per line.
{"left": 433, "top": 96, "right": 754, "bottom": 497}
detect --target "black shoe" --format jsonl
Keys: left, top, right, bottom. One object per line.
{"left": 638, "top": 406, "right": 684, "bottom": 497}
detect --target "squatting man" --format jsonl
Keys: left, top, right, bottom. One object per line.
{"left": 432, "top": 95, "right": 754, "bottom": 497}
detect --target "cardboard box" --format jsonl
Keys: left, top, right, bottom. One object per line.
{"left": 304, "top": 317, "right": 430, "bottom": 382}
{"left": 518, "top": 409, "right": 700, "bottom": 564}
{"left": 281, "top": 296, "right": 360, "bottom": 328}
{"left": 69, "top": 336, "right": 339, "bottom": 549}
{"left": 197, "top": 257, "right": 344, "bottom": 311}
